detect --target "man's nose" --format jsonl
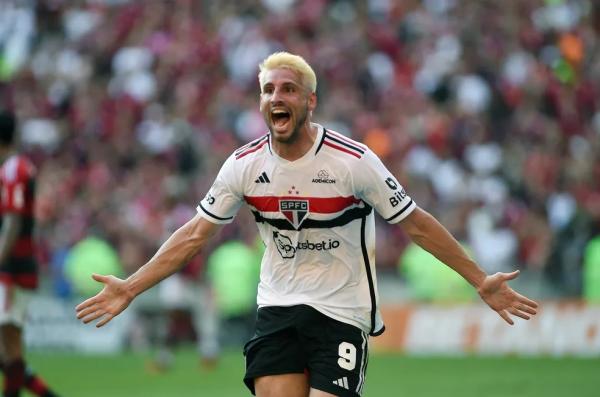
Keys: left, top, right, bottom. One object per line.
{"left": 270, "top": 87, "right": 284, "bottom": 103}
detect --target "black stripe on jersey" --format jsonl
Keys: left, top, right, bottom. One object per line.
{"left": 326, "top": 134, "right": 365, "bottom": 154}
{"left": 251, "top": 205, "right": 372, "bottom": 231}
{"left": 235, "top": 134, "right": 269, "bottom": 155}
{"left": 21, "top": 216, "right": 34, "bottom": 237}
{"left": 2, "top": 257, "right": 37, "bottom": 275}
{"left": 360, "top": 212, "right": 383, "bottom": 336}
{"left": 198, "top": 202, "right": 233, "bottom": 221}
{"left": 315, "top": 128, "right": 328, "bottom": 155}
{"left": 384, "top": 199, "right": 414, "bottom": 223}
{"left": 371, "top": 324, "right": 385, "bottom": 336}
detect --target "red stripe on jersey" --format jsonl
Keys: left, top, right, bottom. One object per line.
{"left": 15, "top": 274, "right": 37, "bottom": 289}
{"left": 327, "top": 130, "right": 367, "bottom": 151}
{"left": 323, "top": 140, "right": 362, "bottom": 158}
{"left": 244, "top": 195, "right": 361, "bottom": 213}
{"left": 2, "top": 205, "right": 34, "bottom": 217}
{"left": 235, "top": 134, "right": 268, "bottom": 155}
{"left": 0, "top": 273, "right": 37, "bottom": 290}
{"left": 236, "top": 140, "right": 268, "bottom": 159}
{"left": 11, "top": 239, "right": 34, "bottom": 258}
{"left": 0, "top": 274, "right": 12, "bottom": 287}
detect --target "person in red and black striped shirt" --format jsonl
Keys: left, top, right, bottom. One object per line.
{"left": 0, "top": 110, "right": 59, "bottom": 397}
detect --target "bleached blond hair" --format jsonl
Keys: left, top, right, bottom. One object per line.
{"left": 258, "top": 52, "right": 317, "bottom": 93}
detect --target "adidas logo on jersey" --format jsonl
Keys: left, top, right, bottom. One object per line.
{"left": 254, "top": 172, "right": 270, "bottom": 183}
{"left": 333, "top": 376, "right": 349, "bottom": 390}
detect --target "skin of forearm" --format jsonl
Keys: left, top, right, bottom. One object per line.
{"left": 0, "top": 214, "right": 22, "bottom": 265}
{"left": 403, "top": 208, "right": 486, "bottom": 289}
{"left": 125, "top": 217, "right": 216, "bottom": 298}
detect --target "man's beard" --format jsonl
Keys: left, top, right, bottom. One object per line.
{"left": 269, "top": 105, "right": 308, "bottom": 144}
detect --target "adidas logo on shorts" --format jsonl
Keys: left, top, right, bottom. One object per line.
{"left": 333, "top": 376, "right": 349, "bottom": 390}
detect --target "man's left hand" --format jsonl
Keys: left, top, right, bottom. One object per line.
{"left": 478, "top": 270, "right": 539, "bottom": 325}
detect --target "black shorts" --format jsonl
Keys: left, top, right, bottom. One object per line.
{"left": 243, "top": 305, "right": 369, "bottom": 396}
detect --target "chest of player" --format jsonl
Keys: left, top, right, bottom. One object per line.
{"left": 242, "top": 163, "right": 357, "bottom": 230}
{"left": 244, "top": 163, "right": 351, "bottom": 199}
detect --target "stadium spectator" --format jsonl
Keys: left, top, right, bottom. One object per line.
{"left": 0, "top": 111, "right": 59, "bottom": 397}
{"left": 75, "top": 51, "right": 538, "bottom": 397}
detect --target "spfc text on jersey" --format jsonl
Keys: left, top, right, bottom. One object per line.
{"left": 280, "top": 200, "right": 308, "bottom": 210}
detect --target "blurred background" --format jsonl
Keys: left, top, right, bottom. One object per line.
{"left": 1, "top": 0, "right": 599, "bottom": 396}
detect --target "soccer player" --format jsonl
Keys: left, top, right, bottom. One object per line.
{"left": 0, "top": 111, "right": 60, "bottom": 397}
{"left": 76, "top": 52, "right": 538, "bottom": 397}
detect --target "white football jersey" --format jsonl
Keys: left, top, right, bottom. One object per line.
{"left": 197, "top": 124, "right": 416, "bottom": 335}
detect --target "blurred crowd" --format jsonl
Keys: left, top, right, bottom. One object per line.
{"left": 0, "top": 0, "right": 599, "bottom": 299}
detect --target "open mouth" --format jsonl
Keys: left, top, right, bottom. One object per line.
{"left": 271, "top": 109, "right": 291, "bottom": 130}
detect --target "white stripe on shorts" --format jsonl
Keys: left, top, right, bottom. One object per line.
{"left": 356, "top": 331, "right": 368, "bottom": 394}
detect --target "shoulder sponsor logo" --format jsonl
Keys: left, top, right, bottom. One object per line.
{"left": 384, "top": 176, "right": 407, "bottom": 207}
{"left": 312, "top": 169, "right": 336, "bottom": 184}
{"left": 273, "top": 231, "right": 340, "bottom": 259}
{"left": 385, "top": 177, "right": 398, "bottom": 190}
{"left": 279, "top": 199, "right": 309, "bottom": 229}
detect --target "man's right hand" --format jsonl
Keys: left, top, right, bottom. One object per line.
{"left": 75, "top": 274, "right": 134, "bottom": 328}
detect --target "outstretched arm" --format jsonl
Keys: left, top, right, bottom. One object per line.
{"left": 76, "top": 214, "right": 221, "bottom": 327}
{"left": 398, "top": 207, "right": 538, "bottom": 325}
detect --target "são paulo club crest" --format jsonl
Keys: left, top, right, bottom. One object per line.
{"left": 279, "top": 199, "right": 310, "bottom": 229}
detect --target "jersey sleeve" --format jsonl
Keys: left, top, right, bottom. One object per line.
{"left": 354, "top": 148, "right": 416, "bottom": 224}
{"left": 197, "top": 154, "right": 244, "bottom": 224}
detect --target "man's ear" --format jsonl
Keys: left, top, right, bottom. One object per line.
{"left": 308, "top": 92, "right": 317, "bottom": 112}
